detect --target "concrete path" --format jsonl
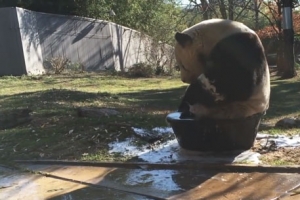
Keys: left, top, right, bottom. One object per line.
{"left": 1, "top": 163, "right": 300, "bottom": 200}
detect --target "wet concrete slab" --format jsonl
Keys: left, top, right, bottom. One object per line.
{"left": 1, "top": 164, "right": 300, "bottom": 200}
{"left": 0, "top": 165, "right": 118, "bottom": 200}
{"left": 168, "top": 172, "right": 300, "bottom": 200}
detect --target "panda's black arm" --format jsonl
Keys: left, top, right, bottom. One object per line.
{"left": 178, "top": 81, "right": 216, "bottom": 118}
{"left": 204, "top": 33, "right": 266, "bottom": 102}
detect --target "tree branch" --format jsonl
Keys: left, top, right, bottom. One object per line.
{"left": 234, "top": 0, "right": 252, "bottom": 21}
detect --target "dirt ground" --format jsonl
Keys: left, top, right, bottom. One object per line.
{"left": 252, "top": 141, "right": 300, "bottom": 165}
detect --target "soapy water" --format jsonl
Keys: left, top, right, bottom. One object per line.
{"left": 109, "top": 127, "right": 300, "bottom": 165}
{"left": 109, "top": 127, "right": 264, "bottom": 164}
{"left": 257, "top": 133, "right": 300, "bottom": 147}
{"left": 108, "top": 127, "right": 300, "bottom": 193}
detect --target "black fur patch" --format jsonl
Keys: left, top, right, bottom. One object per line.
{"left": 204, "top": 32, "right": 266, "bottom": 102}
{"left": 175, "top": 32, "right": 193, "bottom": 47}
{"left": 178, "top": 81, "right": 216, "bottom": 118}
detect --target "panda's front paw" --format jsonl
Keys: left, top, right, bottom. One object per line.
{"left": 179, "top": 110, "right": 195, "bottom": 119}
{"left": 178, "top": 101, "right": 189, "bottom": 113}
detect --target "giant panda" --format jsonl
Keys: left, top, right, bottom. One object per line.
{"left": 175, "top": 19, "right": 270, "bottom": 119}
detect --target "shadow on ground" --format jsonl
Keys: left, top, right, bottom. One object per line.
{"left": 267, "top": 79, "right": 300, "bottom": 119}
{"left": 0, "top": 86, "right": 186, "bottom": 162}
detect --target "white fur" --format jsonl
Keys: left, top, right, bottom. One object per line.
{"left": 182, "top": 19, "right": 256, "bottom": 56}
{"left": 189, "top": 66, "right": 270, "bottom": 119}
{"left": 198, "top": 74, "right": 225, "bottom": 102}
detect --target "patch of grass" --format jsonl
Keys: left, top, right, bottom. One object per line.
{"left": 0, "top": 72, "right": 186, "bottom": 163}
{"left": 257, "top": 71, "right": 300, "bottom": 139}
{"left": 261, "top": 158, "right": 295, "bottom": 166}
{"left": 262, "top": 71, "right": 300, "bottom": 126}
{"left": 260, "top": 127, "right": 300, "bottom": 136}
{"left": 81, "top": 150, "right": 128, "bottom": 162}
{"left": 259, "top": 128, "right": 283, "bottom": 135}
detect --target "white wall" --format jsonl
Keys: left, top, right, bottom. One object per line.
{"left": 110, "top": 23, "right": 174, "bottom": 72}
{"left": 16, "top": 8, "right": 45, "bottom": 75}
{"left": 0, "top": 7, "right": 174, "bottom": 75}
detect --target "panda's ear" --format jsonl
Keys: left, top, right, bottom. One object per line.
{"left": 175, "top": 32, "right": 192, "bottom": 47}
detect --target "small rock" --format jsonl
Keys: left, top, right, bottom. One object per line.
{"left": 275, "top": 117, "right": 300, "bottom": 128}
{"left": 0, "top": 108, "right": 32, "bottom": 130}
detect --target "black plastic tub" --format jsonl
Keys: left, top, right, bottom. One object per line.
{"left": 166, "top": 112, "right": 264, "bottom": 151}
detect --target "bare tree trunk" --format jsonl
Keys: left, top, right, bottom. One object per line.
{"left": 228, "top": 0, "right": 234, "bottom": 20}
{"left": 277, "top": 33, "right": 285, "bottom": 74}
{"left": 218, "top": 0, "right": 227, "bottom": 19}
{"left": 254, "top": 0, "right": 259, "bottom": 29}
{"left": 200, "top": 0, "right": 209, "bottom": 20}
{"left": 208, "top": 0, "right": 219, "bottom": 18}
{"left": 254, "top": 0, "right": 262, "bottom": 30}
{"left": 276, "top": 0, "right": 285, "bottom": 74}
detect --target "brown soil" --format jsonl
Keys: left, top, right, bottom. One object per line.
{"left": 252, "top": 140, "right": 300, "bottom": 165}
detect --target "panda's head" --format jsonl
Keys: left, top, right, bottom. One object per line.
{"left": 174, "top": 19, "right": 258, "bottom": 83}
